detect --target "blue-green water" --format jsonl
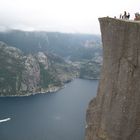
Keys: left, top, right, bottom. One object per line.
{"left": 0, "top": 79, "right": 98, "bottom": 140}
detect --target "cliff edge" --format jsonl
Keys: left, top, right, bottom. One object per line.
{"left": 86, "top": 17, "right": 140, "bottom": 140}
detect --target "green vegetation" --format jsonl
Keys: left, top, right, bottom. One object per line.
{"left": 0, "top": 42, "right": 24, "bottom": 95}
{"left": 39, "top": 63, "right": 62, "bottom": 88}
{"left": 0, "top": 42, "right": 78, "bottom": 96}
{"left": 0, "top": 31, "right": 102, "bottom": 96}
{"left": 79, "top": 60, "right": 101, "bottom": 79}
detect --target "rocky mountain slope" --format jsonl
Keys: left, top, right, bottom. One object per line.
{"left": 0, "top": 42, "right": 77, "bottom": 96}
{"left": 86, "top": 17, "right": 140, "bottom": 140}
{"left": 79, "top": 59, "right": 101, "bottom": 79}
{"left": 0, "top": 30, "right": 102, "bottom": 80}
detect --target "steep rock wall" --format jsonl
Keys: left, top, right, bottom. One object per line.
{"left": 86, "top": 17, "right": 140, "bottom": 140}
{"left": 0, "top": 42, "right": 77, "bottom": 96}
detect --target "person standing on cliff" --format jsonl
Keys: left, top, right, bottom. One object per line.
{"left": 127, "top": 13, "right": 130, "bottom": 19}
{"left": 134, "top": 12, "right": 140, "bottom": 20}
{"left": 120, "top": 14, "right": 122, "bottom": 19}
{"left": 122, "top": 11, "right": 127, "bottom": 19}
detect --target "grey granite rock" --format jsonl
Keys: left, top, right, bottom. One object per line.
{"left": 85, "top": 17, "right": 140, "bottom": 140}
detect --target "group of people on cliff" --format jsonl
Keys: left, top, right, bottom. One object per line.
{"left": 120, "top": 11, "right": 130, "bottom": 20}
{"left": 118, "top": 11, "right": 140, "bottom": 21}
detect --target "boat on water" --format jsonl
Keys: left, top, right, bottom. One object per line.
{"left": 0, "top": 118, "right": 11, "bottom": 123}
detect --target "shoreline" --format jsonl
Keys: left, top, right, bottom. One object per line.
{"left": 0, "top": 85, "right": 64, "bottom": 97}
{"left": 0, "top": 78, "right": 99, "bottom": 97}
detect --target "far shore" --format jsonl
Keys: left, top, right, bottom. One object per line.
{"left": 0, "top": 85, "right": 64, "bottom": 97}
{"left": 0, "top": 78, "right": 99, "bottom": 97}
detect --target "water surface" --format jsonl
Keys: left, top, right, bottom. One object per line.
{"left": 0, "top": 79, "right": 98, "bottom": 140}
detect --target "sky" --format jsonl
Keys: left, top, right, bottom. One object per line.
{"left": 0, "top": 0, "right": 139, "bottom": 34}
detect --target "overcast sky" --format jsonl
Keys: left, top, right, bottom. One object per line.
{"left": 0, "top": 0, "right": 139, "bottom": 34}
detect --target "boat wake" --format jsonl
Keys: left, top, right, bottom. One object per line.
{"left": 0, "top": 118, "right": 11, "bottom": 123}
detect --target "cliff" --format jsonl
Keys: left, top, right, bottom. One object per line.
{"left": 0, "top": 42, "right": 77, "bottom": 96}
{"left": 86, "top": 17, "right": 140, "bottom": 140}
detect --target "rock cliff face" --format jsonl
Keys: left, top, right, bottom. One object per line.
{"left": 86, "top": 17, "right": 140, "bottom": 140}
{"left": 0, "top": 42, "right": 77, "bottom": 96}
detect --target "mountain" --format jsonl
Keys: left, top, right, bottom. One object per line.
{"left": 0, "top": 30, "right": 102, "bottom": 61}
{"left": 79, "top": 59, "right": 101, "bottom": 79}
{"left": 0, "top": 30, "right": 102, "bottom": 79}
{"left": 86, "top": 17, "right": 140, "bottom": 140}
{"left": 0, "top": 41, "right": 77, "bottom": 96}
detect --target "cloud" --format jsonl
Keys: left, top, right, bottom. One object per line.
{"left": 0, "top": 0, "right": 139, "bottom": 33}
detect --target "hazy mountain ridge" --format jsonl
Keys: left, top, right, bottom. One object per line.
{"left": 0, "top": 30, "right": 102, "bottom": 61}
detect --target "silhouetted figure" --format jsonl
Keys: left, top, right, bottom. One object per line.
{"left": 120, "top": 14, "right": 122, "bottom": 19}
{"left": 126, "top": 13, "right": 130, "bottom": 19}
{"left": 122, "top": 11, "right": 127, "bottom": 19}
{"left": 122, "top": 11, "right": 130, "bottom": 20}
